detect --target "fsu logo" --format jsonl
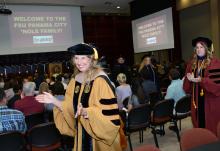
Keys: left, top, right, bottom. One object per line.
{"left": 74, "top": 85, "right": 80, "bottom": 94}
{"left": 84, "top": 84, "right": 91, "bottom": 93}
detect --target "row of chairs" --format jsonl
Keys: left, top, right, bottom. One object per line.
{"left": 120, "top": 95, "right": 191, "bottom": 151}
{"left": 0, "top": 122, "right": 67, "bottom": 151}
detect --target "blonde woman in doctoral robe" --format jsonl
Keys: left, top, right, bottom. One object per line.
{"left": 36, "top": 43, "right": 124, "bottom": 151}
{"left": 184, "top": 37, "right": 220, "bottom": 134}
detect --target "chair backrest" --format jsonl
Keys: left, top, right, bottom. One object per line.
{"left": 0, "top": 131, "right": 26, "bottom": 151}
{"left": 180, "top": 128, "right": 218, "bottom": 151}
{"left": 175, "top": 95, "right": 191, "bottom": 114}
{"left": 152, "top": 99, "right": 174, "bottom": 121}
{"left": 149, "top": 92, "right": 161, "bottom": 107}
{"left": 27, "top": 122, "right": 61, "bottom": 148}
{"left": 127, "top": 103, "right": 151, "bottom": 131}
{"left": 122, "top": 96, "right": 130, "bottom": 108}
{"left": 25, "top": 112, "right": 45, "bottom": 130}
{"left": 44, "top": 111, "right": 54, "bottom": 122}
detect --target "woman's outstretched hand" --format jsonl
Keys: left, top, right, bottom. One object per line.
{"left": 35, "top": 92, "right": 62, "bottom": 110}
{"left": 35, "top": 92, "right": 55, "bottom": 104}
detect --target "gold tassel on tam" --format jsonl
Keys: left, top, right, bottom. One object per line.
{"left": 93, "top": 48, "right": 99, "bottom": 60}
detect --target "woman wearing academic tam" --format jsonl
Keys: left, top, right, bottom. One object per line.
{"left": 183, "top": 37, "right": 220, "bottom": 134}
{"left": 36, "top": 43, "right": 126, "bottom": 151}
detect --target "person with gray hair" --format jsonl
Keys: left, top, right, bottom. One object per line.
{"left": 14, "top": 82, "right": 44, "bottom": 116}
{"left": 22, "top": 82, "right": 36, "bottom": 96}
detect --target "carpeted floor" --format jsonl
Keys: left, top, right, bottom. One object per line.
{"left": 128, "top": 117, "right": 193, "bottom": 151}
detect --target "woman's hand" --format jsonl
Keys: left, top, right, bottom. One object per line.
{"left": 35, "top": 92, "right": 62, "bottom": 110}
{"left": 75, "top": 103, "right": 88, "bottom": 119}
{"left": 191, "top": 77, "right": 202, "bottom": 83}
{"left": 186, "top": 72, "right": 201, "bottom": 83}
{"left": 187, "top": 72, "right": 194, "bottom": 81}
{"left": 35, "top": 92, "right": 56, "bottom": 104}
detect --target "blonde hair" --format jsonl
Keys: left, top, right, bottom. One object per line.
{"left": 39, "top": 82, "right": 49, "bottom": 94}
{"left": 191, "top": 42, "right": 213, "bottom": 69}
{"left": 117, "top": 73, "right": 127, "bottom": 84}
{"left": 72, "top": 55, "right": 102, "bottom": 82}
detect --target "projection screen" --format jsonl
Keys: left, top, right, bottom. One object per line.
{"left": 0, "top": 5, "right": 83, "bottom": 55}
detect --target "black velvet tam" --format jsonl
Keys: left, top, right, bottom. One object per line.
{"left": 67, "top": 43, "right": 94, "bottom": 55}
{"left": 192, "top": 37, "right": 212, "bottom": 48}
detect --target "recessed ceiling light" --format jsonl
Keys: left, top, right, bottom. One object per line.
{"left": 117, "top": 6, "right": 120, "bottom": 9}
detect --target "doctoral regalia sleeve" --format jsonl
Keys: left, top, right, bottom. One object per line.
{"left": 183, "top": 62, "right": 192, "bottom": 94}
{"left": 200, "top": 58, "right": 220, "bottom": 96}
{"left": 79, "top": 77, "right": 120, "bottom": 146}
{"left": 53, "top": 79, "right": 76, "bottom": 137}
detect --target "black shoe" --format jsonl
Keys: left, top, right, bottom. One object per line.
{"left": 152, "top": 129, "right": 165, "bottom": 136}
{"left": 169, "top": 125, "right": 177, "bottom": 131}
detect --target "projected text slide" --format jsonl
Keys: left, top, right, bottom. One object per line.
{"left": 9, "top": 12, "right": 72, "bottom": 48}
{"left": 136, "top": 15, "right": 167, "bottom": 48}
{"left": 132, "top": 7, "right": 174, "bottom": 53}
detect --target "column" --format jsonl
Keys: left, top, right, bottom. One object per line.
{"left": 210, "top": 0, "right": 220, "bottom": 58}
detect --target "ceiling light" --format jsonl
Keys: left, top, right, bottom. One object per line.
{"left": 117, "top": 6, "right": 120, "bottom": 9}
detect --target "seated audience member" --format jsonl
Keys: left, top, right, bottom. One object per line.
{"left": 23, "top": 75, "right": 33, "bottom": 83}
{"left": 45, "top": 81, "right": 65, "bottom": 111}
{"left": 115, "top": 73, "right": 132, "bottom": 110}
{"left": 38, "top": 82, "right": 50, "bottom": 94}
{"left": 62, "top": 73, "right": 70, "bottom": 90}
{"left": 0, "top": 88, "right": 26, "bottom": 133}
{"left": 56, "top": 75, "right": 66, "bottom": 91}
{"left": 14, "top": 82, "right": 44, "bottom": 116}
{"left": 4, "top": 81, "right": 15, "bottom": 104}
{"left": 128, "top": 77, "right": 146, "bottom": 112}
{"left": 166, "top": 69, "right": 187, "bottom": 131}
{"left": 34, "top": 72, "right": 44, "bottom": 90}
{"left": 45, "top": 75, "right": 51, "bottom": 85}
{"left": 7, "top": 83, "right": 22, "bottom": 109}
{"left": 165, "top": 68, "right": 186, "bottom": 106}
{"left": 48, "top": 76, "right": 56, "bottom": 92}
